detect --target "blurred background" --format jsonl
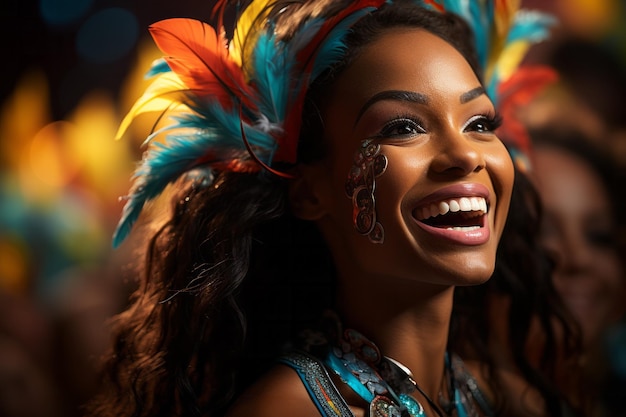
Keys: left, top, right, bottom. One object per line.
{"left": 0, "top": 0, "right": 624, "bottom": 416}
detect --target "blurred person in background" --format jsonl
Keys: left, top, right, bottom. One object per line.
{"left": 522, "top": 36, "right": 626, "bottom": 172}
{"left": 531, "top": 128, "right": 626, "bottom": 417}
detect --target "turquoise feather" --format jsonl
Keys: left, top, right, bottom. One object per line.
{"left": 507, "top": 11, "right": 556, "bottom": 44}
{"left": 145, "top": 58, "right": 172, "bottom": 78}
{"left": 112, "top": 101, "right": 277, "bottom": 247}
{"left": 310, "top": 8, "right": 376, "bottom": 81}
{"left": 112, "top": 0, "right": 556, "bottom": 247}
{"left": 250, "top": 31, "right": 291, "bottom": 124}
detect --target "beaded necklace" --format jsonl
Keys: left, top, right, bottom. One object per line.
{"left": 322, "top": 327, "right": 472, "bottom": 417}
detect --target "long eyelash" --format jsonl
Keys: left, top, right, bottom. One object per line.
{"left": 489, "top": 112, "right": 503, "bottom": 130}
{"left": 464, "top": 111, "right": 503, "bottom": 133}
{"left": 377, "top": 114, "right": 424, "bottom": 137}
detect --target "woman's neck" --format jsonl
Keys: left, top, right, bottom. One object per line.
{"left": 334, "top": 273, "right": 455, "bottom": 401}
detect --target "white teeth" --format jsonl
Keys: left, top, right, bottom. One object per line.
{"left": 418, "top": 197, "right": 488, "bottom": 220}
{"left": 459, "top": 197, "right": 471, "bottom": 211}
{"left": 446, "top": 226, "right": 481, "bottom": 231}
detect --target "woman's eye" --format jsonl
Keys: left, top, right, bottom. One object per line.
{"left": 380, "top": 118, "right": 425, "bottom": 138}
{"left": 464, "top": 114, "right": 502, "bottom": 133}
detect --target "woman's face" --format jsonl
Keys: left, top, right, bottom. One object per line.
{"left": 304, "top": 28, "right": 514, "bottom": 286}
{"left": 534, "top": 146, "right": 624, "bottom": 345}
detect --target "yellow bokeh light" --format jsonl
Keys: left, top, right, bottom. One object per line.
{"left": 559, "top": 0, "right": 620, "bottom": 37}
{"left": 0, "top": 71, "right": 51, "bottom": 171}
{"left": 66, "top": 91, "right": 134, "bottom": 202}
{"left": 0, "top": 238, "right": 30, "bottom": 295}
{"left": 25, "top": 121, "right": 80, "bottom": 197}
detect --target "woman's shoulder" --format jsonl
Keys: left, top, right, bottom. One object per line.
{"left": 225, "top": 363, "right": 323, "bottom": 417}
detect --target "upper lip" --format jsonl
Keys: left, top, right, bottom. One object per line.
{"left": 412, "top": 183, "right": 491, "bottom": 220}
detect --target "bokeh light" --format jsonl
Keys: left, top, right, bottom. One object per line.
{"left": 1, "top": 0, "right": 624, "bottom": 415}
{"left": 76, "top": 8, "right": 138, "bottom": 64}
{"left": 40, "top": 0, "right": 94, "bottom": 27}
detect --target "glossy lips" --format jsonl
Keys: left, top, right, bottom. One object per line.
{"left": 412, "top": 183, "right": 491, "bottom": 245}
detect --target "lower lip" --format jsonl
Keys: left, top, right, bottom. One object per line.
{"left": 413, "top": 215, "right": 490, "bottom": 245}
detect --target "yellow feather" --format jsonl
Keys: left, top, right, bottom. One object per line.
{"left": 115, "top": 72, "right": 187, "bottom": 140}
{"left": 485, "top": 0, "right": 522, "bottom": 85}
{"left": 229, "top": 0, "right": 274, "bottom": 68}
{"left": 495, "top": 40, "right": 530, "bottom": 83}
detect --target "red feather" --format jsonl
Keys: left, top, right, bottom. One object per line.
{"left": 422, "top": 0, "right": 445, "bottom": 12}
{"left": 279, "top": 0, "right": 387, "bottom": 163}
{"left": 149, "top": 18, "right": 255, "bottom": 110}
{"left": 497, "top": 65, "right": 558, "bottom": 155}
{"left": 294, "top": 0, "right": 386, "bottom": 71}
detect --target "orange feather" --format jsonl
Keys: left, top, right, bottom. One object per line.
{"left": 149, "top": 18, "right": 255, "bottom": 110}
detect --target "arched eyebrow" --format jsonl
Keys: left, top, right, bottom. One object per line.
{"left": 354, "top": 87, "right": 487, "bottom": 128}
{"left": 460, "top": 87, "right": 485, "bottom": 104}
{"left": 354, "top": 90, "right": 427, "bottom": 128}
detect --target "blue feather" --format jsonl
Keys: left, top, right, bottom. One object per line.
{"left": 145, "top": 58, "right": 172, "bottom": 79}
{"left": 310, "top": 7, "right": 376, "bottom": 81}
{"left": 112, "top": 102, "right": 277, "bottom": 247}
{"left": 441, "top": 0, "right": 492, "bottom": 71}
{"left": 506, "top": 11, "right": 556, "bottom": 44}
{"left": 190, "top": 101, "right": 278, "bottom": 152}
{"left": 250, "top": 31, "right": 291, "bottom": 124}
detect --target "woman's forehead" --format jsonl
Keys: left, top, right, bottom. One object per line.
{"left": 324, "top": 29, "right": 483, "bottom": 119}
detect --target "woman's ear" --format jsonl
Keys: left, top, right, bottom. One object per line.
{"left": 288, "top": 163, "right": 330, "bottom": 221}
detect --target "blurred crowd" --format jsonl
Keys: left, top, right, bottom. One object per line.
{"left": 1, "top": 0, "right": 625, "bottom": 416}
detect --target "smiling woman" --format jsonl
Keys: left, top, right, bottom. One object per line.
{"left": 310, "top": 28, "right": 513, "bottom": 290}
{"left": 84, "top": 1, "right": 563, "bottom": 417}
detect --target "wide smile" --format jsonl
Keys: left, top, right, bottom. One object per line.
{"left": 411, "top": 184, "right": 491, "bottom": 245}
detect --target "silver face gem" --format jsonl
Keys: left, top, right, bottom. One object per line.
{"left": 345, "top": 139, "right": 388, "bottom": 244}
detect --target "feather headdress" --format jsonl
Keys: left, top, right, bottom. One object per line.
{"left": 421, "top": 0, "right": 556, "bottom": 104}
{"left": 112, "top": 0, "right": 555, "bottom": 247}
{"left": 420, "top": 0, "right": 557, "bottom": 169}
{"left": 112, "top": 0, "right": 387, "bottom": 247}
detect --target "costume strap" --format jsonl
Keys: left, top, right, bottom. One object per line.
{"left": 278, "top": 351, "right": 354, "bottom": 417}
{"left": 449, "top": 354, "right": 495, "bottom": 417}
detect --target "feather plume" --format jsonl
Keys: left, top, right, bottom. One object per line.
{"left": 309, "top": 9, "right": 374, "bottom": 81}
{"left": 433, "top": 0, "right": 554, "bottom": 104}
{"left": 113, "top": 101, "right": 276, "bottom": 247}
{"left": 115, "top": 71, "right": 188, "bottom": 140}
{"left": 293, "top": 0, "right": 386, "bottom": 71}
{"left": 230, "top": 0, "right": 275, "bottom": 68}
{"left": 149, "top": 18, "right": 255, "bottom": 110}
{"left": 145, "top": 58, "right": 172, "bottom": 78}
{"left": 279, "top": 0, "right": 386, "bottom": 163}
{"left": 420, "top": 0, "right": 445, "bottom": 12}
{"left": 113, "top": 0, "right": 555, "bottom": 247}
{"left": 249, "top": 31, "right": 290, "bottom": 124}
{"left": 486, "top": 9, "right": 555, "bottom": 100}
{"left": 437, "top": 0, "right": 494, "bottom": 73}
{"left": 496, "top": 65, "right": 557, "bottom": 171}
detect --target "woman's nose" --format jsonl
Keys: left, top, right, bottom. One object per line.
{"left": 429, "top": 129, "right": 486, "bottom": 177}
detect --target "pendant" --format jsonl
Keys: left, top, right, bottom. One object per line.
{"left": 370, "top": 396, "right": 403, "bottom": 417}
{"left": 398, "top": 393, "right": 426, "bottom": 417}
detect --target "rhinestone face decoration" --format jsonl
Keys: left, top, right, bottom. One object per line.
{"left": 345, "top": 139, "right": 388, "bottom": 244}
